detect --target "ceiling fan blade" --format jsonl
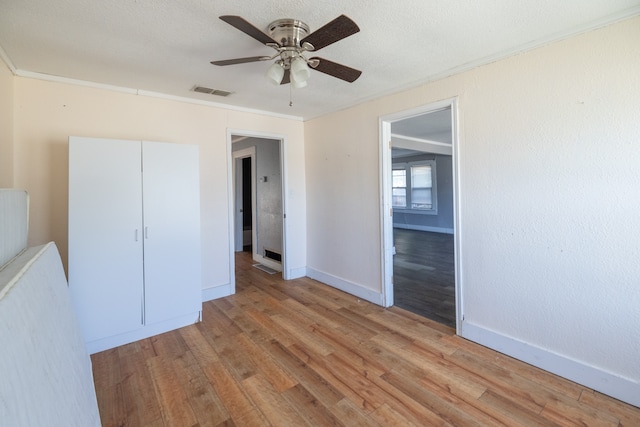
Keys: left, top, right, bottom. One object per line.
{"left": 211, "top": 56, "right": 270, "bottom": 66}
{"left": 309, "top": 57, "right": 362, "bottom": 82}
{"left": 301, "top": 15, "right": 360, "bottom": 51}
{"left": 219, "top": 15, "right": 278, "bottom": 45}
{"left": 280, "top": 69, "right": 291, "bottom": 85}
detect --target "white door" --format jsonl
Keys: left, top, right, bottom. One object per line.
{"left": 68, "top": 137, "right": 144, "bottom": 342}
{"left": 141, "top": 141, "right": 202, "bottom": 325}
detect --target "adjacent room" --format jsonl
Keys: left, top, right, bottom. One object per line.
{"left": 1, "top": 1, "right": 639, "bottom": 425}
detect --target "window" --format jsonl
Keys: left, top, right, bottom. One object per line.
{"left": 392, "top": 160, "right": 437, "bottom": 213}
{"left": 392, "top": 169, "right": 407, "bottom": 207}
{"left": 411, "top": 165, "right": 433, "bottom": 209}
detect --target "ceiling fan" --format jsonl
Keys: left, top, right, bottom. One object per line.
{"left": 211, "top": 15, "right": 362, "bottom": 88}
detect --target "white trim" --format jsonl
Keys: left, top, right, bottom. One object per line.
{"left": 392, "top": 135, "right": 453, "bottom": 156}
{"left": 225, "top": 132, "right": 237, "bottom": 295}
{"left": 461, "top": 321, "right": 640, "bottom": 408}
{"left": 306, "top": 267, "right": 384, "bottom": 306}
{"left": 391, "top": 134, "right": 452, "bottom": 147}
{"left": 202, "top": 284, "right": 234, "bottom": 302}
{"left": 0, "top": 45, "right": 17, "bottom": 74}
{"left": 393, "top": 224, "right": 454, "bottom": 234}
{"left": 13, "top": 70, "right": 304, "bottom": 122}
{"left": 450, "top": 99, "right": 464, "bottom": 333}
{"left": 85, "top": 311, "right": 201, "bottom": 354}
{"left": 380, "top": 98, "right": 462, "bottom": 327}
{"left": 380, "top": 119, "right": 394, "bottom": 307}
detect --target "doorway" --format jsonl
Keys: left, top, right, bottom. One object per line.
{"left": 228, "top": 130, "right": 289, "bottom": 289}
{"left": 380, "top": 99, "right": 462, "bottom": 332}
{"left": 233, "top": 147, "right": 256, "bottom": 255}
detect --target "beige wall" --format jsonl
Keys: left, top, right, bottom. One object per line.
{"left": 305, "top": 16, "right": 640, "bottom": 405}
{"left": 12, "top": 78, "right": 306, "bottom": 292}
{"left": 0, "top": 59, "right": 13, "bottom": 187}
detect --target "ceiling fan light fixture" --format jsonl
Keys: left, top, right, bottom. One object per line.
{"left": 265, "top": 61, "right": 285, "bottom": 85}
{"left": 290, "top": 57, "right": 310, "bottom": 85}
{"left": 291, "top": 78, "right": 308, "bottom": 89}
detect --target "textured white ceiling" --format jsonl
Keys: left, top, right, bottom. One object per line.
{"left": 1, "top": 0, "right": 639, "bottom": 120}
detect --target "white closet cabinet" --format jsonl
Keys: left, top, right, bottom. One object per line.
{"left": 68, "top": 137, "right": 202, "bottom": 353}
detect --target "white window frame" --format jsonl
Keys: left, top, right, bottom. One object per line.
{"left": 392, "top": 160, "right": 437, "bottom": 215}
{"left": 391, "top": 167, "right": 408, "bottom": 208}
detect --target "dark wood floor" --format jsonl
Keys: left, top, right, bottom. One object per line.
{"left": 92, "top": 252, "right": 640, "bottom": 426}
{"left": 393, "top": 228, "right": 456, "bottom": 327}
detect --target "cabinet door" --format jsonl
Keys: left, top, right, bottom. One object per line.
{"left": 142, "top": 141, "right": 202, "bottom": 324}
{"left": 68, "top": 137, "right": 144, "bottom": 342}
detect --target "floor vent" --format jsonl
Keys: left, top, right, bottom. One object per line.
{"left": 192, "top": 86, "right": 233, "bottom": 97}
{"left": 252, "top": 264, "right": 278, "bottom": 275}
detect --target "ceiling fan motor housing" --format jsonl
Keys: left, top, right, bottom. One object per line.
{"left": 268, "top": 19, "right": 310, "bottom": 48}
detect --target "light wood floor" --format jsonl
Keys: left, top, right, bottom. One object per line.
{"left": 92, "top": 252, "right": 640, "bottom": 426}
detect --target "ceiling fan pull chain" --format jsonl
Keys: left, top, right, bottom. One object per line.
{"left": 289, "top": 83, "right": 293, "bottom": 107}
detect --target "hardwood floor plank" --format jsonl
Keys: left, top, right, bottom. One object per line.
{"left": 382, "top": 369, "right": 507, "bottom": 426}
{"left": 91, "top": 251, "right": 640, "bottom": 427}
{"left": 271, "top": 313, "right": 337, "bottom": 356}
{"left": 203, "top": 360, "right": 269, "bottom": 427}
{"left": 94, "top": 383, "right": 127, "bottom": 427}
{"left": 242, "top": 374, "right": 312, "bottom": 427}
{"left": 282, "top": 383, "right": 345, "bottom": 427}
{"left": 173, "top": 351, "right": 230, "bottom": 426}
{"left": 178, "top": 325, "right": 219, "bottom": 366}
{"left": 147, "top": 355, "right": 199, "bottom": 427}
{"left": 478, "top": 389, "right": 557, "bottom": 427}
{"left": 447, "top": 335, "right": 587, "bottom": 401}
{"left": 323, "top": 352, "right": 389, "bottom": 412}
{"left": 259, "top": 339, "right": 345, "bottom": 407}
{"left": 92, "top": 347, "right": 121, "bottom": 388}
{"left": 367, "top": 372, "right": 453, "bottom": 426}
{"left": 119, "top": 347, "right": 163, "bottom": 426}
{"left": 213, "top": 332, "right": 260, "bottom": 382}
{"left": 329, "top": 398, "right": 385, "bottom": 427}
{"left": 149, "top": 329, "right": 188, "bottom": 360}
{"left": 449, "top": 348, "right": 572, "bottom": 413}
{"left": 370, "top": 402, "right": 434, "bottom": 427}
{"left": 578, "top": 390, "right": 640, "bottom": 427}
{"left": 365, "top": 308, "right": 458, "bottom": 355}
{"left": 541, "top": 396, "right": 621, "bottom": 427}
{"left": 234, "top": 332, "right": 298, "bottom": 392}
{"left": 310, "top": 322, "right": 389, "bottom": 377}
{"left": 287, "top": 340, "right": 382, "bottom": 412}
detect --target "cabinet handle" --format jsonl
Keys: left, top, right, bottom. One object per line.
{"left": 135, "top": 229, "right": 139, "bottom": 241}
{"left": 145, "top": 226, "right": 149, "bottom": 239}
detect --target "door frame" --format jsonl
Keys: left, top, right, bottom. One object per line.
{"left": 226, "top": 129, "right": 290, "bottom": 292}
{"left": 379, "top": 97, "right": 463, "bottom": 333}
{"left": 232, "top": 147, "right": 256, "bottom": 254}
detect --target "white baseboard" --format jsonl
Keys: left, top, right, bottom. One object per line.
{"left": 85, "top": 311, "right": 201, "bottom": 354}
{"left": 306, "top": 267, "right": 384, "bottom": 306}
{"left": 202, "top": 284, "right": 234, "bottom": 302}
{"left": 461, "top": 321, "right": 640, "bottom": 408}
{"left": 393, "top": 223, "right": 454, "bottom": 234}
